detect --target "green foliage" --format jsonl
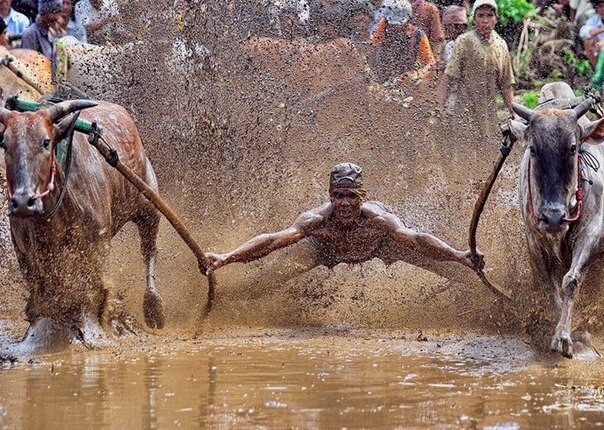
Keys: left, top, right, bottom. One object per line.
{"left": 523, "top": 91, "right": 539, "bottom": 108}
{"left": 495, "top": 0, "right": 536, "bottom": 27}
{"left": 548, "top": 68, "right": 563, "bottom": 81}
{"left": 563, "top": 50, "right": 592, "bottom": 76}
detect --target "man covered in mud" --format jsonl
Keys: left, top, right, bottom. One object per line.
{"left": 206, "top": 162, "right": 483, "bottom": 274}
{"left": 439, "top": 0, "right": 515, "bottom": 139}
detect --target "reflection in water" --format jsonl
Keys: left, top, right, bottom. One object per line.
{"left": 0, "top": 334, "right": 603, "bottom": 428}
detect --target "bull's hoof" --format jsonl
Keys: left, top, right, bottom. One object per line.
{"left": 551, "top": 333, "right": 574, "bottom": 358}
{"left": 143, "top": 289, "right": 165, "bottom": 329}
{"left": 16, "top": 318, "right": 73, "bottom": 354}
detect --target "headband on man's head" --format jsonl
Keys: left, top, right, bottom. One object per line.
{"left": 329, "top": 162, "right": 367, "bottom": 198}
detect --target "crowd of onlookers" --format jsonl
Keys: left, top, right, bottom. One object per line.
{"left": 0, "top": 0, "right": 123, "bottom": 72}
{"left": 11, "top": 0, "right": 597, "bottom": 132}
{"left": 539, "top": 0, "right": 604, "bottom": 89}
{"left": 234, "top": 0, "right": 514, "bottom": 137}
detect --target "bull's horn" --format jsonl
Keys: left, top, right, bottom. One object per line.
{"left": 48, "top": 100, "right": 98, "bottom": 123}
{"left": 512, "top": 103, "right": 533, "bottom": 121}
{"left": 572, "top": 97, "right": 593, "bottom": 119}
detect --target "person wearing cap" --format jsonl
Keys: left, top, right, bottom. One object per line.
{"left": 370, "top": 0, "right": 436, "bottom": 83}
{"left": 21, "top": 0, "right": 65, "bottom": 73}
{"left": 205, "top": 163, "right": 483, "bottom": 275}
{"left": 440, "top": 0, "right": 515, "bottom": 138}
{"left": 441, "top": 5, "right": 467, "bottom": 64}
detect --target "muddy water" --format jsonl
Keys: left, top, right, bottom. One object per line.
{"left": 0, "top": 331, "right": 603, "bottom": 429}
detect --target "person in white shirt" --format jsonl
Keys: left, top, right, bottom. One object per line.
{"left": 0, "top": 0, "right": 30, "bottom": 36}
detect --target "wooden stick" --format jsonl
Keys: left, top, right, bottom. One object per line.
{"left": 87, "top": 128, "right": 216, "bottom": 313}
{"left": 468, "top": 127, "right": 514, "bottom": 301}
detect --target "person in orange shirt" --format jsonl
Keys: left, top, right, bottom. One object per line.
{"left": 411, "top": 0, "right": 444, "bottom": 59}
{"left": 370, "top": 0, "right": 435, "bottom": 83}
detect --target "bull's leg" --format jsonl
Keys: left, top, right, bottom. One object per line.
{"left": 136, "top": 208, "right": 165, "bottom": 329}
{"left": 527, "top": 248, "right": 563, "bottom": 319}
{"left": 85, "top": 245, "right": 122, "bottom": 340}
{"left": 134, "top": 162, "right": 165, "bottom": 329}
{"left": 551, "top": 240, "right": 597, "bottom": 358}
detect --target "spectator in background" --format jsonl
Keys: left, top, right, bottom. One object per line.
{"left": 580, "top": 0, "right": 604, "bottom": 62}
{"left": 570, "top": 0, "right": 595, "bottom": 28}
{"left": 0, "top": 0, "right": 30, "bottom": 36}
{"left": 318, "top": 0, "right": 375, "bottom": 44}
{"left": 348, "top": 0, "right": 376, "bottom": 44}
{"left": 74, "top": 0, "right": 120, "bottom": 44}
{"left": 370, "top": 0, "right": 436, "bottom": 83}
{"left": 441, "top": 5, "right": 467, "bottom": 64}
{"left": 571, "top": 0, "right": 595, "bottom": 60}
{"left": 580, "top": 0, "right": 604, "bottom": 84}
{"left": 21, "top": 0, "right": 64, "bottom": 74}
{"left": 548, "top": 0, "right": 571, "bottom": 19}
{"left": 62, "top": 0, "right": 85, "bottom": 41}
{"left": 0, "top": 18, "right": 9, "bottom": 46}
{"left": 411, "top": 0, "right": 444, "bottom": 59}
{"left": 440, "top": 0, "right": 515, "bottom": 139}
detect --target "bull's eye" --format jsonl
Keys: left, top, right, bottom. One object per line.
{"left": 570, "top": 144, "right": 577, "bottom": 155}
{"left": 42, "top": 139, "right": 51, "bottom": 150}
{"left": 529, "top": 146, "right": 536, "bottom": 156}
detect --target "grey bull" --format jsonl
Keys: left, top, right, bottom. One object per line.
{"left": 509, "top": 82, "right": 604, "bottom": 358}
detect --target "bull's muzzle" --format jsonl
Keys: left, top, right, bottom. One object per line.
{"left": 541, "top": 204, "right": 566, "bottom": 233}
{"left": 9, "top": 192, "right": 41, "bottom": 217}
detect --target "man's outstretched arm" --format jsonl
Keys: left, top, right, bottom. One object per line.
{"left": 379, "top": 212, "right": 484, "bottom": 270}
{"left": 205, "top": 210, "right": 324, "bottom": 274}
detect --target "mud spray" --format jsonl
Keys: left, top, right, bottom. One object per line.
{"left": 1, "top": 1, "right": 602, "bottom": 352}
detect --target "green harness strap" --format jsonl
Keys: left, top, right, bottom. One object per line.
{"left": 8, "top": 97, "right": 94, "bottom": 133}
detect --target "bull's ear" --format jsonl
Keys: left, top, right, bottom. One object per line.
{"left": 581, "top": 117, "right": 604, "bottom": 145}
{"left": 509, "top": 119, "right": 527, "bottom": 143}
{"left": 53, "top": 111, "right": 80, "bottom": 140}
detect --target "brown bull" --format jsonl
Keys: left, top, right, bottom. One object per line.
{"left": 0, "top": 47, "right": 53, "bottom": 104}
{"left": 510, "top": 82, "right": 604, "bottom": 358}
{"left": 1, "top": 100, "right": 165, "bottom": 353}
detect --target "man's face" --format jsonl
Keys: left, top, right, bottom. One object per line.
{"left": 331, "top": 189, "right": 362, "bottom": 225}
{"left": 40, "top": 11, "right": 64, "bottom": 31}
{"left": 597, "top": 3, "right": 604, "bottom": 18}
{"left": 474, "top": 6, "right": 497, "bottom": 38}
{"left": 0, "top": 0, "right": 11, "bottom": 15}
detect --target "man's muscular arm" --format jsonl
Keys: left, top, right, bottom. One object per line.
{"left": 205, "top": 208, "right": 326, "bottom": 274}
{"left": 376, "top": 211, "right": 484, "bottom": 270}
